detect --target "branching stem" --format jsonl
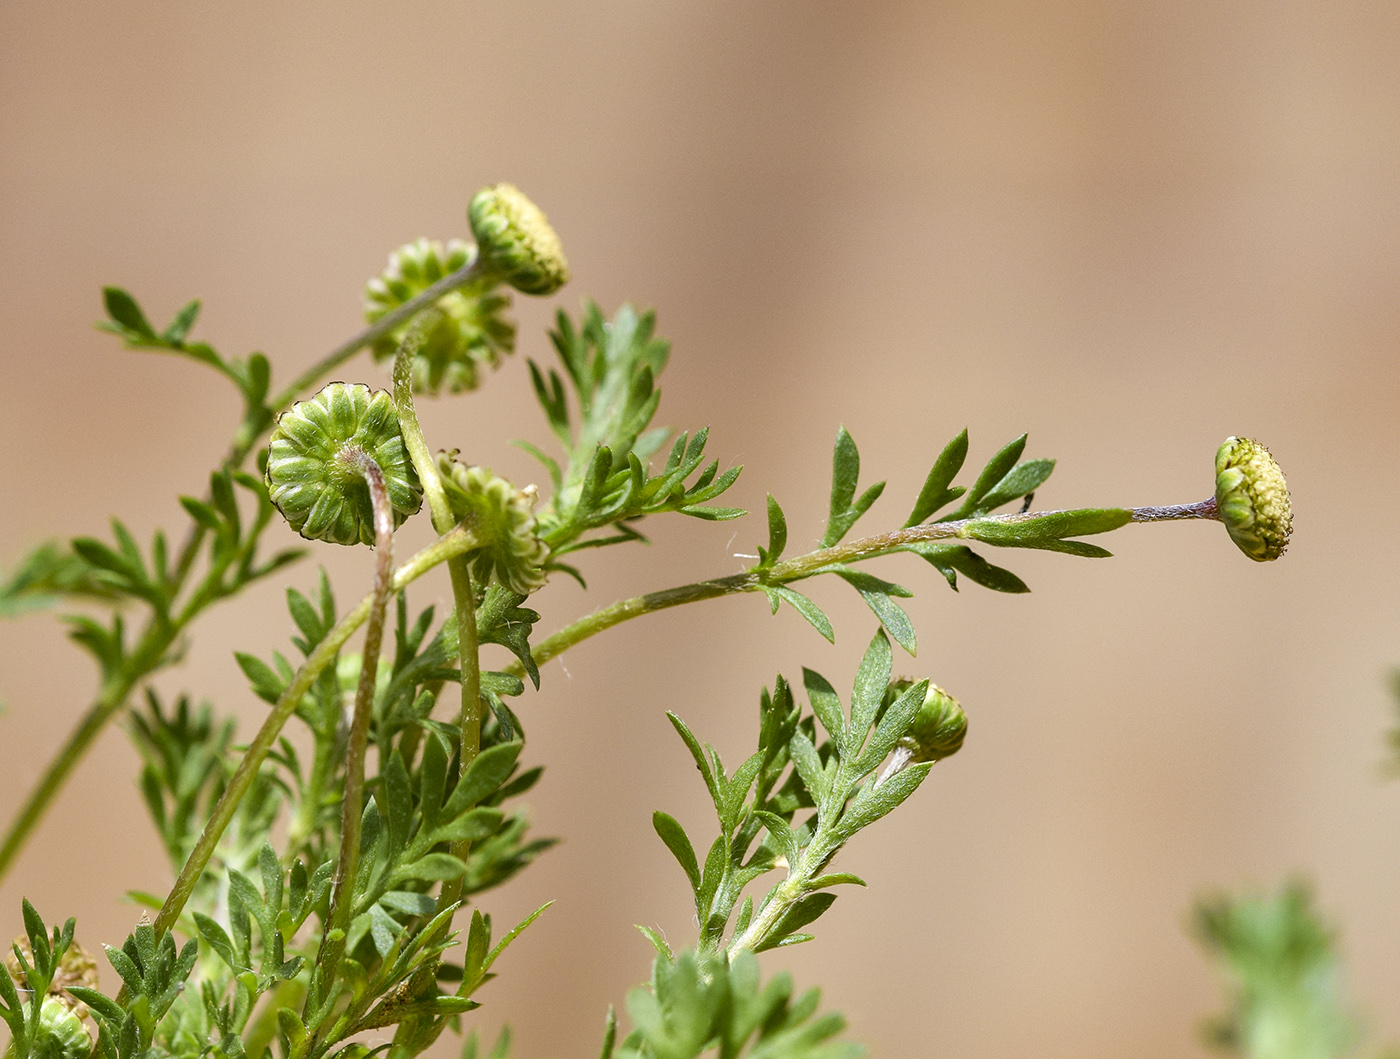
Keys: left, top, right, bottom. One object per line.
{"left": 387, "top": 312, "right": 483, "bottom": 936}
{"left": 0, "top": 261, "right": 486, "bottom": 886}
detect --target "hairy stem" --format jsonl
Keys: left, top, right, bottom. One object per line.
{"left": 312, "top": 452, "right": 396, "bottom": 1008}
{"left": 149, "top": 523, "right": 484, "bottom": 945}
{"left": 1131, "top": 497, "right": 1219, "bottom": 521}
{"left": 251, "top": 259, "right": 484, "bottom": 466}
{"left": 514, "top": 503, "right": 1212, "bottom": 677}
{"left": 387, "top": 312, "right": 484, "bottom": 942}
{"left": 726, "top": 828, "right": 842, "bottom": 957}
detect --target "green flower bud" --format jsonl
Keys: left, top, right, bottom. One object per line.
{"left": 899, "top": 683, "right": 968, "bottom": 763}
{"left": 436, "top": 453, "right": 550, "bottom": 595}
{"left": 364, "top": 238, "right": 517, "bottom": 396}
{"left": 467, "top": 184, "right": 570, "bottom": 296}
{"left": 1214, "top": 436, "right": 1292, "bottom": 562}
{"left": 24, "top": 998, "right": 92, "bottom": 1059}
{"left": 266, "top": 383, "right": 422, "bottom": 546}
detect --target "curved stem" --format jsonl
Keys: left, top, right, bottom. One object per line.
{"left": 390, "top": 310, "right": 453, "bottom": 532}
{"left": 149, "top": 523, "right": 485, "bottom": 945}
{"left": 313, "top": 452, "right": 396, "bottom": 1007}
{"left": 260, "top": 261, "right": 483, "bottom": 454}
{"left": 0, "top": 621, "right": 173, "bottom": 885}
{"left": 0, "top": 679, "right": 129, "bottom": 880}
{"left": 514, "top": 503, "right": 1217, "bottom": 677}
{"left": 386, "top": 313, "right": 484, "bottom": 927}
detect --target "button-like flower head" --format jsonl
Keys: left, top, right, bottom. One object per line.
{"left": 468, "top": 184, "right": 570, "bottom": 296}
{"left": 266, "top": 383, "right": 422, "bottom": 546}
{"left": 1214, "top": 436, "right": 1292, "bottom": 562}
{"left": 900, "top": 684, "right": 968, "bottom": 763}
{"left": 363, "top": 238, "right": 516, "bottom": 395}
{"left": 437, "top": 453, "right": 550, "bottom": 595}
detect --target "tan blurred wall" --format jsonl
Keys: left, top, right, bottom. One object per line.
{"left": 2, "top": 2, "right": 1399, "bottom": 1056}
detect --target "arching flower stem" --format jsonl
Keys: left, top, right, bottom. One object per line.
{"left": 508, "top": 503, "right": 1223, "bottom": 680}
{"left": 388, "top": 313, "right": 484, "bottom": 921}
{"left": 311, "top": 448, "right": 396, "bottom": 1010}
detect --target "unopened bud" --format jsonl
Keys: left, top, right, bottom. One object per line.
{"left": 900, "top": 684, "right": 968, "bottom": 763}
{"left": 468, "top": 184, "right": 569, "bottom": 296}
{"left": 363, "top": 238, "right": 516, "bottom": 396}
{"left": 436, "top": 452, "right": 550, "bottom": 595}
{"left": 25, "top": 998, "right": 93, "bottom": 1059}
{"left": 1214, "top": 437, "right": 1292, "bottom": 562}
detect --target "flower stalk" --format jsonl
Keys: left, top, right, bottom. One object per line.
{"left": 311, "top": 449, "right": 396, "bottom": 1007}
{"left": 147, "top": 522, "right": 486, "bottom": 944}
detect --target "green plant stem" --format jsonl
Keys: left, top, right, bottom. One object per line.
{"left": 233, "top": 259, "right": 484, "bottom": 469}
{"left": 513, "top": 503, "right": 1211, "bottom": 678}
{"left": 387, "top": 310, "right": 483, "bottom": 926}
{"left": 148, "top": 523, "right": 485, "bottom": 946}
{"left": 727, "top": 814, "right": 849, "bottom": 957}
{"left": 0, "top": 265, "right": 488, "bottom": 889}
{"left": 312, "top": 451, "right": 396, "bottom": 1008}
{"left": 0, "top": 678, "right": 128, "bottom": 881}
{"left": 387, "top": 310, "right": 481, "bottom": 766}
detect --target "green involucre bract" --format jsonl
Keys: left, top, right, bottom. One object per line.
{"left": 901, "top": 684, "right": 967, "bottom": 763}
{"left": 364, "top": 237, "right": 516, "bottom": 395}
{"left": 437, "top": 452, "right": 550, "bottom": 595}
{"left": 266, "top": 382, "right": 422, "bottom": 546}
{"left": 468, "top": 184, "right": 570, "bottom": 296}
{"left": 1214, "top": 437, "right": 1292, "bottom": 562}
{"left": 23, "top": 998, "right": 93, "bottom": 1059}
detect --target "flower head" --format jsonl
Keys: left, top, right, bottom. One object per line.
{"left": 25, "top": 998, "right": 92, "bottom": 1059}
{"left": 363, "top": 238, "right": 516, "bottom": 395}
{"left": 468, "top": 184, "right": 569, "bottom": 296}
{"left": 436, "top": 453, "right": 550, "bottom": 595}
{"left": 1214, "top": 437, "right": 1292, "bottom": 562}
{"left": 266, "top": 382, "right": 422, "bottom": 546}
{"left": 899, "top": 684, "right": 968, "bottom": 763}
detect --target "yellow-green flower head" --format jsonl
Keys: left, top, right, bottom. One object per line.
{"left": 899, "top": 684, "right": 968, "bottom": 763}
{"left": 468, "top": 184, "right": 570, "bottom": 296}
{"left": 1214, "top": 436, "right": 1292, "bottom": 562}
{"left": 364, "top": 238, "right": 516, "bottom": 396}
{"left": 266, "top": 383, "right": 422, "bottom": 546}
{"left": 436, "top": 452, "right": 550, "bottom": 595}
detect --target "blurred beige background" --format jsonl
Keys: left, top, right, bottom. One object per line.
{"left": 2, "top": 1, "right": 1398, "bottom": 1056}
